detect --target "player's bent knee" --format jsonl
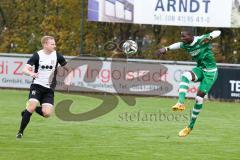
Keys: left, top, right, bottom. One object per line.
{"left": 195, "top": 96, "right": 203, "bottom": 104}
{"left": 42, "top": 104, "right": 53, "bottom": 118}
{"left": 182, "top": 71, "right": 193, "bottom": 81}
{"left": 27, "top": 100, "right": 38, "bottom": 113}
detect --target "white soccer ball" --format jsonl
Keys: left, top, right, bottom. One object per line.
{"left": 122, "top": 40, "right": 138, "bottom": 55}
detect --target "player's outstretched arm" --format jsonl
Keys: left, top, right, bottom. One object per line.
{"left": 209, "top": 30, "right": 221, "bottom": 39}
{"left": 201, "top": 30, "right": 221, "bottom": 44}
{"left": 155, "top": 42, "right": 181, "bottom": 56}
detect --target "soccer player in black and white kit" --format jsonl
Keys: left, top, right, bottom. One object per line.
{"left": 16, "top": 36, "right": 71, "bottom": 139}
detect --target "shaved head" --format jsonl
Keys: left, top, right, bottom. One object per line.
{"left": 181, "top": 27, "right": 194, "bottom": 36}
{"left": 180, "top": 27, "right": 194, "bottom": 44}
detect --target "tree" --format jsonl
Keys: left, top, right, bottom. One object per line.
{"left": 0, "top": 0, "right": 239, "bottom": 63}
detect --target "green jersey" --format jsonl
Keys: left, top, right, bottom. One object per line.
{"left": 180, "top": 34, "right": 217, "bottom": 70}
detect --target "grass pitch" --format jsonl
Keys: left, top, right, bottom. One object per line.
{"left": 0, "top": 89, "right": 239, "bottom": 160}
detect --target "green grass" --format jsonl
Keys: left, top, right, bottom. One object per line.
{"left": 0, "top": 89, "right": 239, "bottom": 160}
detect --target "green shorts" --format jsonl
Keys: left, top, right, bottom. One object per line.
{"left": 192, "top": 67, "right": 218, "bottom": 94}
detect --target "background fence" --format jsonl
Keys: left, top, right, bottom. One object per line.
{"left": 0, "top": 53, "right": 239, "bottom": 101}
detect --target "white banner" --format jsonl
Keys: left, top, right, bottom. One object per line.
{"left": 88, "top": 0, "right": 240, "bottom": 27}
{"left": 134, "top": 0, "right": 232, "bottom": 27}
{"left": 0, "top": 55, "right": 199, "bottom": 98}
{"left": 0, "top": 57, "right": 32, "bottom": 89}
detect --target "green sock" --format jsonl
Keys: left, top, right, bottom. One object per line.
{"left": 188, "top": 96, "right": 203, "bottom": 129}
{"left": 178, "top": 76, "right": 189, "bottom": 104}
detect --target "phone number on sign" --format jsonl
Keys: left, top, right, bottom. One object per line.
{"left": 154, "top": 14, "right": 210, "bottom": 24}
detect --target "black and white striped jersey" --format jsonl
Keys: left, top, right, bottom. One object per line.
{"left": 27, "top": 49, "right": 67, "bottom": 89}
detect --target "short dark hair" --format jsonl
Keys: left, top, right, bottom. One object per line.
{"left": 181, "top": 27, "right": 194, "bottom": 36}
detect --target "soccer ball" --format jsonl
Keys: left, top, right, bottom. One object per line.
{"left": 122, "top": 40, "right": 138, "bottom": 55}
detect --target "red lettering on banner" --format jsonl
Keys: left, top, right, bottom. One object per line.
{"left": 0, "top": 61, "right": 8, "bottom": 74}
{"left": 101, "top": 69, "right": 111, "bottom": 83}
{"left": 177, "top": 86, "right": 198, "bottom": 93}
{"left": 13, "top": 61, "right": 23, "bottom": 75}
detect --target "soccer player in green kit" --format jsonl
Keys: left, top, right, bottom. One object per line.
{"left": 156, "top": 29, "right": 221, "bottom": 137}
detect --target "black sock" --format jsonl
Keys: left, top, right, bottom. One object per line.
{"left": 19, "top": 110, "right": 32, "bottom": 133}
{"left": 35, "top": 106, "right": 44, "bottom": 117}
{"left": 21, "top": 109, "right": 27, "bottom": 117}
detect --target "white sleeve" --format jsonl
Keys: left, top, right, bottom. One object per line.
{"left": 166, "top": 42, "right": 181, "bottom": 51}
{"left": 210, "top": 30, "right": 221, "bottom": 39}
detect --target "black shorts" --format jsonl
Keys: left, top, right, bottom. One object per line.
{"left": 29, "top": 84, "right": 54, "bottom": 105}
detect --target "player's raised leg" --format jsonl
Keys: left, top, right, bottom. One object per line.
{"left": 42, "top": 103, "right": 54, "bottom": 118}
{"left": 41, "top": 89, "right": 54, "bottom": 118}
{"left": 172, "top": 71, "right": 194, "bottom": 111}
